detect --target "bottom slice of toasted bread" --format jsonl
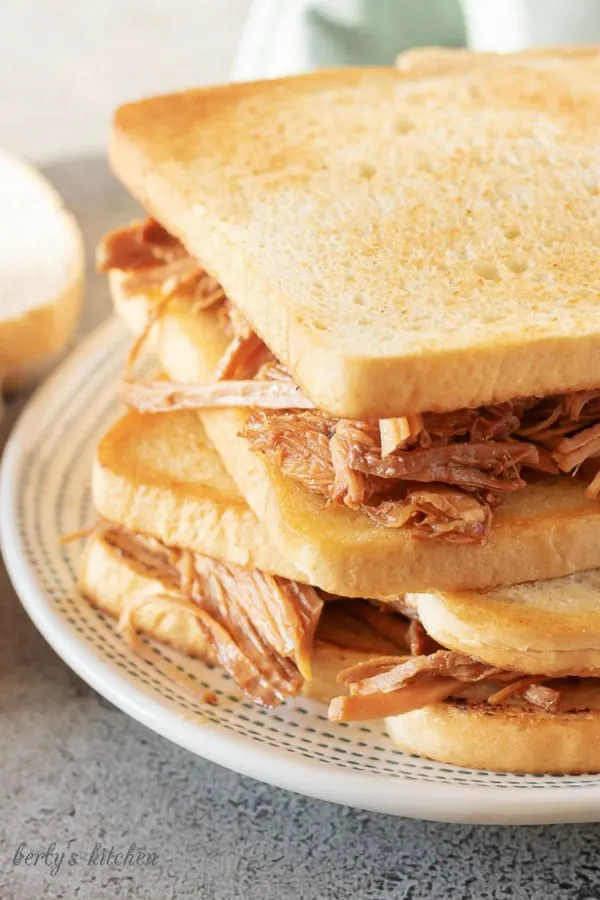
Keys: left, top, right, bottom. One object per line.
{"left": 386, "top": 700, "right": 600, "bottom": 775}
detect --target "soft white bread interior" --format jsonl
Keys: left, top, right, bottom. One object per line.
{"left": 111, "top": 60, "right": 600, "bottom": 417}
{"left": 79, "top": 533, "right": 373, "bottom": 703}
{"left": 410, "top": 571, "right": 600, "bottom": 676}
{"left": 93, "top": 406, "right": 301, "bottom": 581}
{"left": 0, "top": 150, "right": 83, "bottom": 392}
{"left": 386, "top": 700, "right": 600, "bottom": 775}
{"left": 112, "top": 275, "right": 600, "bottom": 596}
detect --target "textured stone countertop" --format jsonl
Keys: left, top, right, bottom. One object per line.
{"left": 2, "top": 4, "right": 600, "bottom": 897}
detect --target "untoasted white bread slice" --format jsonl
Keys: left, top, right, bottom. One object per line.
{"left": 408, "top": 570, "right": 600, "bottom": 675}
{"left": 0, "top": 151, "right": 83, "bottom": 392}
{"left": 80, "top": 533, "right": 376, "bottom": 704}
{"left": 112, "top": 275, "right": 600, "bottom": 595}
{"left": 386, "top": 700, "right": 600, "bottom": 775}
{"left": 111, "top": 60, "right": 600, "bottom": 416}
{"left": 92, "top": 405, "right": 302, "bottom": 581}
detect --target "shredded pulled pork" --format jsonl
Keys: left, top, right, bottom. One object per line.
{"left": 486, "top": 677, "right": 561, "bottom": 711}
{"left": 97, "top": 219, "right": 188, "bottom": 271}
{"left": 122, "top": 379, "right": 314, "bottom": 413}
{"left": 407, "top": 619, "right": 438, "bottom": 656}
{"left": 97, "top": 219, "right": 225, "bottom": 307}
{"left": 364, "top": 488, "right": 493, "bottom": 544}
{"left": 316, "top": 599, "right": 412, "bottom": 655}
{"left": 101, "top": 524, "right": 322, "bottom": 706}
{"left": 214, "top": 329, "right": 267, "bottom": 381}
{"left": 328, "top": 649, "right": 587, "bottom": 722}
{"left": 86, "top": 521, "right": 600, "bottom": 722}
{"left": 242, "top": 393, "right": 600, "bottom": 545}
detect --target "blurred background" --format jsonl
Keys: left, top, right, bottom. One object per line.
{"left": 5, "top": 0, "right": 600, "bottom": 165}
{"left": 0, "top": 0, "right": 250, "bottom": 162}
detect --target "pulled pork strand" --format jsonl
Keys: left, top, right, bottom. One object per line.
{"left": 122, "top": 379, "right": 314, "bottom": 413}
{"left": 102, "top": 525, "right": 320, "bottom": 706}
{"left": 329, "top": 675, "right": 463, "bottom": 722}
{"left": 379, "top": 415, "right": 424, "bottom": 456}
{"left": 214, "top": 330, "right": 267, "bottom": 381}
{"left": 553, "top": 423, "right": 600, "bottom": 473}
{"left": 97, "top": 219, "right": 187, "bottom": 271}
{"left": 347, "top": 442, "right": 540, "bottom": 482}
{"left": 193, "top": 555, "right": 323, "bottom": 681}
{"left": 338, "top": 651, "right": 510, "bottom": 696}
{"left": 98, "top": 219, "right": 226, "bottom": 306}
{"left": 328, "top": 648, "right": 578, "bottom": 722}
{"left": 364, "top": 488, "right": 492, "bottom": 544}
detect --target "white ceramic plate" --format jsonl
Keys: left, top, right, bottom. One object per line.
{"left": 3, "top": 316, "right": 600, "bottom": 825}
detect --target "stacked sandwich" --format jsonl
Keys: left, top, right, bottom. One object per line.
{"left": 81, "top": 49, "right": 600, "bottom": 773}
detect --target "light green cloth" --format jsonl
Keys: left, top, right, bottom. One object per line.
{"left": 232, "top": 0, "right": 466, "bottom": 80}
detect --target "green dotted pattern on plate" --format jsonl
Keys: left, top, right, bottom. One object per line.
{"left": 14, "top": 318, "right": 600, "bottom": 789}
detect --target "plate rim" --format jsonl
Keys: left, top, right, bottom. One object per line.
{"left": 2, "top": 316, "right": 600, "bottom": 825}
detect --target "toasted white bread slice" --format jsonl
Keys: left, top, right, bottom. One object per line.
{"left": 0, "top": 151, "right": 83, "bottom": 392}
{"left": 112, "top": 275, "right": 600, "bottom": 595}
{"left": 111, "top": 60, "right": 600, "bottom": 417}
{"left": 408, "top": 571, "right": 600, "bottom": 675}
{"left": 385, "top": 699, "right": 600, "bottom": 775}
{"left": 80, "top": 533, "right": 377, "bottom": 704}
{"left": 93, "top": 405, "right": 302, "bottom": 581}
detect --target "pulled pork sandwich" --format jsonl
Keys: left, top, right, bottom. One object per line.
{"left": 98, "top": 214, "right": 600, "bottom": 596}
{"left": 80, "top": 401, "right": 600, "bottom": 774}
{"left": 100, "top": 222, "right": 600, "bottom": 548}
{"left": 82, "top": 53, "right": 600, "bottom": 774}
{"left": 93, "top": 57, "right": 600, "bottom": 595}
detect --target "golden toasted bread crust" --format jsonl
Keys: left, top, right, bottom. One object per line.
{"left": 386, "top": 701, "right": 600, "bottom": 774}
{"left": 93, "top": 407, "right": 302, "bottom": 580}
{"left": 410, "top": 574, "right": 600, "bottom": 675}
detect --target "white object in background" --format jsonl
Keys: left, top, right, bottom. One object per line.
{"left": 233, "top": 0, "right": 465, "bottom": 80}
{"left": 0, "top": 151, "right": 84, "bottom": 415}
{"left": 460, "top": 0, "right": 600, "bottom": 51}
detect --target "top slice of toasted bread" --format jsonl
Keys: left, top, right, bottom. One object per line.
{"left": 111, "top": 55, "right": 600, "bottom": 416}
